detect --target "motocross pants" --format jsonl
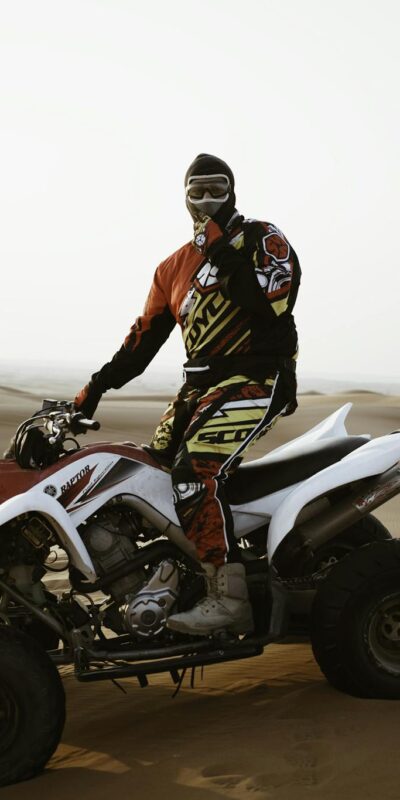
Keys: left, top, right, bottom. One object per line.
{"left": 149, "top": 372, "right": 289, "bottom": 567}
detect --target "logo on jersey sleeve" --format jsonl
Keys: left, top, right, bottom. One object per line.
{"left": 257, "top": 224, "right": 292, "bottom": 294}
{"left": 262, "top": 225, "right": 290, "bottom": 262}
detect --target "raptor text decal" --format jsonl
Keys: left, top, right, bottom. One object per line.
{"left": 60, "top": 465, "right": 91, "bottom": 495}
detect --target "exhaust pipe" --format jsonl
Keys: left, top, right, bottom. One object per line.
{"left": 276, "top": 462, "right": 400, "bottom": 573}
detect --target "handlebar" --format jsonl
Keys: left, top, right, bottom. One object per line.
{"left": 77, "top": 417, "right": 101, "bottom": 431}
{"left": 42, "top": 406, "right": 101, "bottom": 445}
{"left": 13, "top": 401, "right": 102, "bottom": 469}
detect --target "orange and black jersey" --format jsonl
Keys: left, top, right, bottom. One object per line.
{"left": 75, "top": 215, "right": 301, "bottom": 413}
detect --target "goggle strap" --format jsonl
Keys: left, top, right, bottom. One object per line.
{"left": 186, "top": 173, "right": 230, "bottom": 188}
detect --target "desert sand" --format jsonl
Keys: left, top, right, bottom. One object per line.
{"left": 1, "top": 388, "right": 399, "bottom": 800}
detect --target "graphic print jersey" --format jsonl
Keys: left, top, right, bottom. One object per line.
{"left": 75, "top": 217, "right": 301, "bottom": 406}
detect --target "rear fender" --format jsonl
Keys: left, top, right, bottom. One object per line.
{"left": 268, "top": 433, "right": 400, "bottom": 562}
{"left": 0, "top": 491, "right": 97, "bottom": 581}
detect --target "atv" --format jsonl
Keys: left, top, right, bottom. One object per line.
{"left": 0, "top": 400, "right": 399, "bottom": 785}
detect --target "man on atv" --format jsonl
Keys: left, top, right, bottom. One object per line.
{"left": 74, "top": 154, "right": 301, "bottom": 636}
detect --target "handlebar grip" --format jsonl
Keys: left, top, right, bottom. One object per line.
{"left": 80, "top": 418, "right": 101, "bottom": 431}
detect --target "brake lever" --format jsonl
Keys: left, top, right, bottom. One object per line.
{"left": 48, "top": 423, "right": 63, "bottom": 446}
{"left": 45, "top": 413, "right": 70, "bottom": 444}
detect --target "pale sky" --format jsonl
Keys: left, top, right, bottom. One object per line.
{"left": 1, "top": 0, "right": 399, "bottom": 386}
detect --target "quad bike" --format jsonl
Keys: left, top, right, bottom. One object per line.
{"left": 0, "top": 399, "right": 399, "bottom": 786}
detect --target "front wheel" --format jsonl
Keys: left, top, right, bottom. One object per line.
{"left": 310, "top": 539, "right": 400, "bottom": 698}
{"left": 0, "top": 626, "right": 66, "bottom": 786}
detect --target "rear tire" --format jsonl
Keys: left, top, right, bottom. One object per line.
{"left": 310, "top": 539, "right": 400, "bottom": 698}
{"left": 0, "top": 626, "right": 65, "bottom": 786}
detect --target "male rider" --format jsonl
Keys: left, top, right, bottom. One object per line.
{"left": 74, "top": 154, "right": 301, "bottom": 636}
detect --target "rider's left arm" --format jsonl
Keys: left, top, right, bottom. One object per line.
{"left": 203, "top": 220, "right": 300, "bottom": 318}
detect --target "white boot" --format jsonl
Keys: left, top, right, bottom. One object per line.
{"left": 167, "top": 562, "right": 254, "bottom": 636}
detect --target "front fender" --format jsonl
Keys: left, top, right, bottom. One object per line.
{"left": 268, "top": 433, "right": 400, "bottom": 563}
{"left": 0, "top": 490, "right": 97, "bottom": 581}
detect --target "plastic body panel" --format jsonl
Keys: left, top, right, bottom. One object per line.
{"left": 0, "top": 491, "right": 97, "bottom": 580}
{"left": 267, "top": 433, "right": 400, "bottom": 562}
{"left": 0, "top": 403, "right": 395, "bottom": 582}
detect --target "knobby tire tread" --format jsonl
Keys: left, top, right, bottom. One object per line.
{"left": 0, "top": 626, "right": 66, "bottom": 787}
{"left": 311, "top": 539, "right": 400, "bottom": 698}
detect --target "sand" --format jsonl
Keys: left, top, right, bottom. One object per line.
{"left": 1, "top": 388, "right": 400, "bottom": 799}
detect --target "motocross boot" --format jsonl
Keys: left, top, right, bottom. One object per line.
{"left": 167, "top": 562, "right": 254, "bottom": 636}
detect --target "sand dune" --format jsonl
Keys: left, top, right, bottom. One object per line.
{"left": 0, "top": 389, "right": 399, "bottom": 799}
{"left": 6, "top": 645, "right": 400, "bottom": 800}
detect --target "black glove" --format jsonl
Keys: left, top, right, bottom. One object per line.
{"left": 74, "top": 380, "right": 103, "bottom": 419}
{"left": 207, "top": 237, "right": 243, "bottom": 274}
{"left": 192, "top": 214, "right": 216, "bottom": 254}
{"left": 279, "top": 360, "right": 298, "bottom": 417}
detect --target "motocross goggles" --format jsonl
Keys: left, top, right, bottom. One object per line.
{"left": 185, "top": 174, "right": 230, "bottom": 203}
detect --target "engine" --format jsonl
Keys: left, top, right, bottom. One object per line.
{"left": 120, "top": 559, "right": 179, "bottom": 638}
{"left": 80, "top": 507, "right": 146, "bottom": 601}
{"left": 81, "top": 508, "right": 181, "bottom": 639}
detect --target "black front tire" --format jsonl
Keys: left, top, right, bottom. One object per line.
{"left": 0, "top": 626, "right": 66, "bottom": 786}
{"left": 310, "top": 539, "right": 400, "bottom": 698}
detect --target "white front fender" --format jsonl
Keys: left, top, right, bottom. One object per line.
{"left": 268, "top": 433, "right": 400, "bottom": 562}
{"left": 0, "top": 491, "right": 97, "bottom": 581}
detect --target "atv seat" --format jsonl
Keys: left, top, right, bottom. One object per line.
{"left": 225, "top": 435, "right": 368, "bottom": 504}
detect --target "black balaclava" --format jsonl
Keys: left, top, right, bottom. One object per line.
{"left": 185, "top": 153, "right": 237, "bottom": 229}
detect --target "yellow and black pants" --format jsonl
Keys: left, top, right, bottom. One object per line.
{"left": 149, "top": 372, "right": 289, "bottom": 566}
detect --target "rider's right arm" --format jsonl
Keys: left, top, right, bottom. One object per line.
{"left": 74, "top": 268, "right": 176, "bottom": 417}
